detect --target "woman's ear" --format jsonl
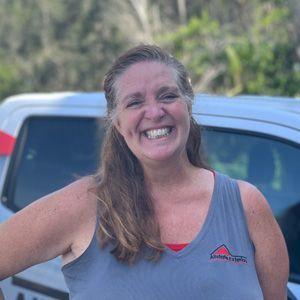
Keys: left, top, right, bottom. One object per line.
{"left": 114, "top": 119, "right": 123, "bottom": 136}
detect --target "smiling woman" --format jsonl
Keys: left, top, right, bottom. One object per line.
{"left": 96, "top": 46, "right": 209, "bottom": 263}
{"left": 0, "top": 45, "right": 289, "bottom": 300}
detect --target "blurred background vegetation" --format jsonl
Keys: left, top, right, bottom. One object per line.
{"left": 0, "top": 0, "right": 300, "bottom": 100}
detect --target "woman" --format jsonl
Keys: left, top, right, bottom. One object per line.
{"left": 0, "top": 45, "right": 288, "bottom": 299}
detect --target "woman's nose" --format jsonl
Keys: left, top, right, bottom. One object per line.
{"left": 144, "top": 101, "right": 165, "bottom": 120}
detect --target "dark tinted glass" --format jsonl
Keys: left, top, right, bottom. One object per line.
{"left": 202, "top": 128, "right": 300, "bottom": 281}
{"left": 5, "top": 116, "right": 103, "bottom": 210}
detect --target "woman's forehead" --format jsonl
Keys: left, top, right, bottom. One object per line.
{"left": 116, "top": 61, "right": 178, "bottom": 99}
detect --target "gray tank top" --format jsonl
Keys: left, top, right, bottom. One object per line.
{"left": 62, "top": 172, "right": 263, "bottom": 299}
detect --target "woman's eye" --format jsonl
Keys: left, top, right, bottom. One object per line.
{"left": 161, "top": 94, "right": 177, "bottom": 101}
{"left": 126, "top": 99, "right": 142, "bottom": 108}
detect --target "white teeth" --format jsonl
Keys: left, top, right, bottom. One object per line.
{"left": 145, "top": 127, "right": 171, "bottom": 139}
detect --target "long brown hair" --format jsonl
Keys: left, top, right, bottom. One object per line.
{"left": 95, "top": 45, "right": 208, "bottom": 263}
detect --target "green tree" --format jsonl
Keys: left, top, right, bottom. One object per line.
{"left": 0, "top": 56, "right": 21, "bottom": 98}
{"left": 162, "top": 2, "right": 300, "bottom": 96}
{"left": 0, "top": 0, "right": 134, "bottom": 100}
{"left": 0, "top": 0, "right": 300, "bottom": 100}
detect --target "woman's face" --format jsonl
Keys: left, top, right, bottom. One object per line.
{"left": 114, "top": 61, "right": 191, "bottom": 166}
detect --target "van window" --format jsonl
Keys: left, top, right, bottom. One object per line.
{"left": 3, "top": 116, "right": 103, "bottom": 211}
{"left": 202, "top": 128, "right": 300, "bottom": 282}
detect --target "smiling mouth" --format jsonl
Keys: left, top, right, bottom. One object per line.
{"left": 144, "top": 127, "right": 172, "bottom": 139}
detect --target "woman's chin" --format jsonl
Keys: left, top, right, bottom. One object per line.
{"left": 140, "top": 148, "right": 184, "bottom": 165}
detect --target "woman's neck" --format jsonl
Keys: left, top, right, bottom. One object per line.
{"left": 142, "top": 155, "right": 198, "bottom": 191}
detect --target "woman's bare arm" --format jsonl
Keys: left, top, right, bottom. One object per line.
{"left": 0, "top": 177, "right": 96, "bottom": 280}
{"left": 239, "top": 180, "right": 289, "bottom": 300}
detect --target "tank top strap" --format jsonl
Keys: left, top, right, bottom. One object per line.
{"left": 213, "top": 172, "right": 254, "bottom": 249}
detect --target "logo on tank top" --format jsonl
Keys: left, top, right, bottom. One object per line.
{"left": 210, "top": 244, "right": 247, "bottom": 264}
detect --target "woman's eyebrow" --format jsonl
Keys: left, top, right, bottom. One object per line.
{"left": 157, "top": 86, "right": 179, "bottom": 94}
{"left": 121, "top": 92, "right": 144, "bottom": 103}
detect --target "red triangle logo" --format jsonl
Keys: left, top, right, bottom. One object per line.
{"left": 211, "top": 245, "right": 231, "bottom": 257}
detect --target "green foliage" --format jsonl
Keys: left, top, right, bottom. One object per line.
{"left": 162, "top": 3, "right": 300, "bottom": 97}
{"left": 161, "top": 11, "right": 224, "bottom": 92}
{"left": 0, "top": 0, "right": 300, "bottom": 100}
{"left": 0, "top": 0, "right": 133, "bottom": 101}
{"left": 0, "top": 55, "right": 21, "bottom": 99}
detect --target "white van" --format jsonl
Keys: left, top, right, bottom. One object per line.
{"left": 0, "top": 92, "right": 299, "bottom": 299}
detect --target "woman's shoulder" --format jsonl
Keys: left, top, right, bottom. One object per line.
{"left": 14, "top": 175, "right": 97, "bottom": 224}
{"left": 236, "top": 179, "right": 278, "bottom": 242}
{"left": 53, "top": 176, "right": 97, "bottom": 207}
{"left": 20, "top": 175, "right": 98, "bottom": 253}
{"left": 27, "top": 175, "right": 98, "bottom": 238}
{"left": 49, "top": 176, "right": 98, "bottom": 229}
{"left": 213, "top": 172, "right": 269, "bottom": 217}
{"left": 236, "top": 179, "right": 269, "bottom": 214}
